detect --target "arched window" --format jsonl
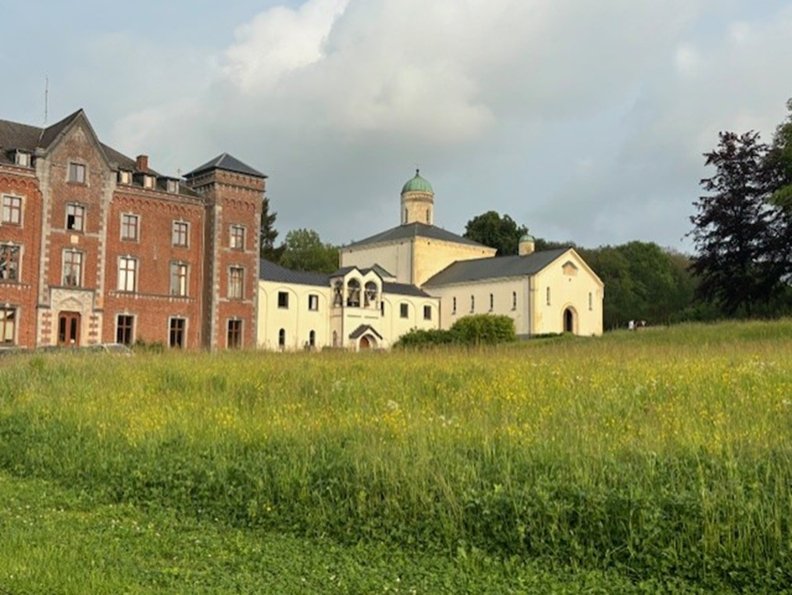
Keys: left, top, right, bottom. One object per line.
{"left": 332, "top": 330, "right": 338, "bottom": 347}
{"left": 546, "top": 287, "right": 551, "bottom": 306}
{"left": 470, "top": 295, "right": 475, "bottom": 313}
{"left": 512, "top": 291, "right": 517, "bottom": 310}
{"left": 489, "top": 293, "right": 494, "bottom": 311}
{"left": 309, "top": 330, "right": 316, "bottom": 347}
{"left": 452, "top": 296, "right": 457, "bottom": 314}
{"left": 364, "top": 281, "right": 377, "bottom": 307}
{"left": 588, "top": 292, "right": 593, "bottom": 311}
{"left": 333, "top": 281, "right": 343, "bottom": 307}
{"left": 278, "top": 328, "right": 286, "bottom": 348}
{"left": 347, "top": 279, "right": 361, "bottom": 307}
{"left": 425, "top": 208, "right": 430, "bottom": 223}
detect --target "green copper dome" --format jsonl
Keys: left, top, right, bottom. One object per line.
{"left": 401, "top": 169, "right": 433, "bottom": 194}
{"left": 520, "top": 233, "right": 535, "bottom": 242}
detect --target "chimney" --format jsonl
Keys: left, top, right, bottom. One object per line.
{"left": 136, "top": 154, "right": 149, "bottom": 172}
{"left": 519, "top": 233, "right": 535, "bottom": 256}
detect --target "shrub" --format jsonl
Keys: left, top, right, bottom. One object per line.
{"left": 450, "top": 314, "right": 516, "bottom": 345}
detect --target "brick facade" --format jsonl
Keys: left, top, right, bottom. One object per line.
{"left": 0, "top": 109, "right": 265, "bottom": 350}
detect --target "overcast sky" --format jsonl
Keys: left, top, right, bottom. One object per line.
{"left": 2, "top": 0, "right": 790, "bottom": 252}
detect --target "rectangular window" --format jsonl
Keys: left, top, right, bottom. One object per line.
{"left": 230, "top": 225, "right": 245, "bottom": 250}
{"left": 116, "top": 315, "right": 134, "bottom": 345}
{"left": 470, "top": 295, "right": 475, "bottom": 313}
{"left": 423, "top": 305, "right": 432, "bottom": 320}
{"left": 166, "top": 179, "right": 179, "bottom": 193}
{"left": 143, "top": 175, "right": 155, "bottom": 189}
{"left": 452, "top": 296, "right": 456, "bottom": 315}
{"left": 546, "top": 287, "right": 551, "bottom": 306}
{"left": 400, "top": 303, "right": 408, "bottom": 319}
{"left": 68, "top": 162, "right": 86, "bottom": 184}
{"left": 172, "top": 221, "right": 189, "bottom": 247}
{"left": 15, "top": 151, "right": 30, "bottom": 167}
{"left": 512, "top": 291, "right": 517, "bottom": 310}
{"left": 121, "top": 213, "right": 139, "bottom": 241}
{"left": 63, "top": 250, "right": 83, "bottom": 287}
{"left": 308, "top": 294, "right": 319, "bottom": 311}
{"left": 588, "top": 292, "right": 593, "bottom": 311}
{"left": 0, "top": 306, "right": 16, "bottom": 344}
{"left": 227, "top": 319, "right": 242, "bottom": 349}
{"left": 0, "top": 245, "right": 20, "bottom": 282}
{"left": 229, "top": 266, "right": 244, "bottom": 299}
{"left": 489, "top": 293, "right": 494, "bottom": 311}
{"left": 2, "top": 196, "right": 22, "bottom": 225}
{"left": 170, "top": 262, "right": 188, "bottom": 296}
{"left": 118, "top": 256, "right": 137, "bottom": 292}
{"left": 277, "top": 291, "right": 289, "bottom": 308}
{"left": 66, "top": 203, "right": 85, "bottom": 232}
{"left": 169, "top": 317, "right": 186, "bottom": 349}
{"left": 118, "top": 170, "right": 132, "bottom": 185}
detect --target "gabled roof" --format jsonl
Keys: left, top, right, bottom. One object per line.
{"left": 345, "top": 222, "right": 488, "bottom": 249}
{"left": 423, "top": 248, "right": 570, "bottom": 286}
{"left": 38, "top": 109, "right": 84, "bottom": 148}
{"left": 185, "top": 152, "right": 265, "bottom": 178}
{"left": 349, "top": 324, "right": 383, "bottom": 340}
{"left": 259, "top": 259, "right": 329, "bottom": 287}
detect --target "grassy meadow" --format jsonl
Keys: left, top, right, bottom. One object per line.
{"left": 0, "top": 319, "right": 791, "bottom": 592}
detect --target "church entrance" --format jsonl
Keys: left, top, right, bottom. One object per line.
{"left": 58, "top": 311, "right": 81, "bottom": 346}
{"left": 359, "top": 335, "right": 376, "bottom": 350}
{"left": 563, "top": 307, "right": 576, "bottom": 334}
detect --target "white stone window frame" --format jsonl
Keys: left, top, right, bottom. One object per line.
{"left": 0, "top": 243, "right": 22, "bottom": 283}
{"left": 172, "top": 220, "right": 189, "bottom": 248}
{"left": 230, "top": 224, "right": 246, "bottom": 251}
{"left": 168, "top": 316, "right": 188, "bottom": 349}
{"left": 120, "top": 212, "right": 140, "bottom": 242}
{"left": 170, "top": 261, "right": 189, "bottom": 297}
{"left": 228, "top": 266, "right": 245, "bottom": 300}
{"left": 117, "top": 255, "right": 138, "bottom": 292}
{"left": 1, "top": 194, "right": 23, "bottom": 226}
{"left": 227, "top": 318, "right": 243, "bottom": 349}
{"left": 0, "top": 304, "right": 18, "bottom": 345}
{"left": 68, "top": 161, "right": 87, "bottom": 184}
{"left": 66, "top": 203, "right": 86, "bottom": 232}
{"left": 62, "top": 249, "right": 84, "bottom": 288}
{"left": 118, "top": 170, "right": 132, "bottom": 185}
{"left": 115, "top": 313, "right": 135, "bottom": 346}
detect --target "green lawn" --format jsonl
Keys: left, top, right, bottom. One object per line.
{"left": 0, "top": 472, "right": 675, "bottom": 594}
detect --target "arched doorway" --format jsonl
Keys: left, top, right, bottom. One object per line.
{"left": 359, "top": 335, "right": 377, "bottom": 350}
{"left": 563, "top": 307, "right": 576, "bottom": 334}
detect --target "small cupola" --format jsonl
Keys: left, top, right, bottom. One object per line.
{"left": 519, "top": 232, "right": 535, "bottom": 256}
{"left": 400, "top": 169, "right": 435, "bottom": 225}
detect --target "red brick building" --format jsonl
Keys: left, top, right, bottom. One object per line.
{"left": 0, "top": 109, "right": 264, "bottom": 350}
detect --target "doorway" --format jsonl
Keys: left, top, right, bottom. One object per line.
{"left": 58, "top": 311, "right": 81, "bottom": 346}
{"left": 563, "top": 307, "right": 576, "bottom": 334}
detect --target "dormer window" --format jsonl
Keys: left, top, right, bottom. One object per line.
{"left": 143, "top": 174, "right": 155, "bottom": 189}
{"left": 118, "top": 170, "right": 132, "bottom": 185}
{"left": 166, "top": 179, "right": 179, "bottom": 194}
{"left": 14, "top": 151, "right": 31, "bottom": 167}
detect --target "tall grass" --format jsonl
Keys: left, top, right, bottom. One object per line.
{"left": 1, "top": 319, "right": 791, "bottom": 590}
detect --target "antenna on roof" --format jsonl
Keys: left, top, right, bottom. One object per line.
{"left": 43, "top": 76, "right": 49, "bottom": 126}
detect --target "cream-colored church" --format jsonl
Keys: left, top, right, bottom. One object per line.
{"left": 257, "top": 171, "right": 603, "bottom": 350}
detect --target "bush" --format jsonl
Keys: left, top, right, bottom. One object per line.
{"left": 450, "top": 314, "right": 516, "bottom": 345}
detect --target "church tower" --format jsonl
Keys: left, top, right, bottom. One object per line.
{"left": 401, "top": 170, "right": 434, "bottom": 225}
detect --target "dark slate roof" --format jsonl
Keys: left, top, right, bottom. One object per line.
{"left": 185, "top": 152, "right": 265, "bottom": 178}
{"left": 349, "top": 324, "right": 383, "bottom": 340}
{"left": 371, "top": 264, "right": 394, "bottom": 278}
{"left": 423, "top": 248, "right": 569, "bottom": 286}
{"left": 383, "top": 281, "right": 432, "bottom": 297}
{"left": 346, "top": 222, "right": 487, "bottom": 249}
{"left": 38, "top": 109, "right": 84, "bottom": 148}
{"left": 259, "top": 259, "right": 330, "bottom": 287}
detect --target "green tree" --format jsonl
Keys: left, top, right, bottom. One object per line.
{"left": 279, "top": 229, "right": 339, "bottom": 273}
{"left": 689, "top": 131, "right": 779, "bottom": 315}
{"left": 259, "top": 196, "right": 283, "bottom": 262}
{"left": 463, "top": 211, "right": 528, "bottom": 255}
